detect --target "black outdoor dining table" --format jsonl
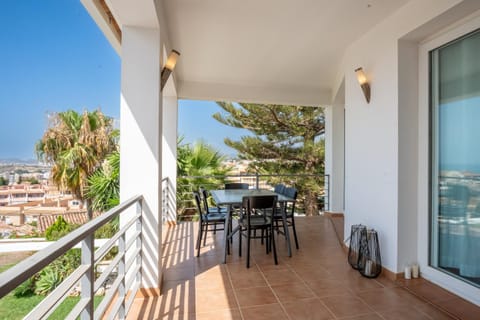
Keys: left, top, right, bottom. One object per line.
{"left": 210, "top": 189, "right": 295, "bottom": 263}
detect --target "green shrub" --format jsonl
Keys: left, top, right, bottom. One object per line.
{"left": 94, "top": 216, "right": 119, "bottom": 239}
{"left": 35, "top": 267, "right": 61, "bottom": 295}
{"left": 45, "top": 216, "right": 77, "bottom": 241}
{"left": 14, "top": 277, "right": 36, "bottom": 297}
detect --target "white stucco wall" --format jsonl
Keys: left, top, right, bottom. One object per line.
{"left": 120, "top": 26, "right": 163, "bottom": 289}
{"left": 325, "top": 80, "right": 345, "bottom": 214}
{"left": 334, "top": 0, "right": 470, "bottom": 273}
{"left": 162, "top": 94, "right": 178, "bottom": 223}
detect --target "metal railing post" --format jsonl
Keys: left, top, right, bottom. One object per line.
{"left": 118, "top": 227, "right": 126, "bottom": 319}
{"left": 136, "top": 200, "right": 143, "bottom": 289}
{"left": 255, "top": 172, "right": 259, "bottom": 190}
{"left": 80, "top": 233, "right": 94, "bottom": 320}
{"left": 326, "top": 174, "right": 330, "bottom": 211}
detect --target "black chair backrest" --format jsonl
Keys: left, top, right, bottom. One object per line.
{"left": 283, "top": 187, "right": 297, "bottom": 214}
{"left": 284, "top": 187, "right": 298, "bottom": 200}
{"left": 199, "top": 187, "right": 211, "bottom": 213}
{"left": 193, "top": 191, "right": 204, "bottom": 217}
{"left": 274, "top": 184, "right": 286, "bottom": 194}
{"left": 242, "top": 195, "right": 278, "bottom": 221}
{"left": 225, "top": 183, "right": 249, "bottom": 190}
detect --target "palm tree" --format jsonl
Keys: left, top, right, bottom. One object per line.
{"left": 86, "top": 151, "right": 120, "bottom": 212}
{"left": 177, "top": 139, "right": 232, "bottom": 213}
{"left": 36, "top": 109, "right": 118, "bottom": 218}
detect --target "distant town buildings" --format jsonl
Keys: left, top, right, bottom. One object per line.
{"left": 0, "top": 162, "right": 86, "bottom": 237}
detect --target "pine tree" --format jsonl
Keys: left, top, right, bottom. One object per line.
{"left": 213, "top": 102, "right": 325, "bottom": 216}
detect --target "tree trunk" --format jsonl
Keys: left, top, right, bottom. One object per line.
{"left": 86, "top": 198, "right": 93, "bottom": 220}
{"left": 304, "top": 189, "right": 319, "bottom": 216}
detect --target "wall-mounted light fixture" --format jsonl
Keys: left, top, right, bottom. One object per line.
{"left": 355, "top": 67, "right": 370, "bottom": 103}
{"left": 161, "top": 49, "right": 181, "bottom": 90}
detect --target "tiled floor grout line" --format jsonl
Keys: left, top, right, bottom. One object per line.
{"left": 256, "top": 260, "right": 293, "bottom": 320}
{"left": 402, "top": 286, "right": 461, "bottom": 320}
{"left": 352, "top": 289, "right": 391, "bottom": 320}
{"left": 286, "top": 262, "right": 339, "bottom": 319}
{"left": 224, "top": 262, "right": 246, "bottom": 320}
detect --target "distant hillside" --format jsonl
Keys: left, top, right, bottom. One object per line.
{"left": 0, "top": 158, "right": 38, "bottom": 165}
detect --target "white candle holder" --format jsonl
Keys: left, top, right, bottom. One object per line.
{"left": 412, "top": 264, "right": 419, "bottom": 278}
{"left": 404, "top": 266, "right": 412, "bottom": 279}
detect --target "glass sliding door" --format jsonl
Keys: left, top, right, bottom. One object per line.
{"left": 430, "top": 29, "right": 480, "bottom": 286}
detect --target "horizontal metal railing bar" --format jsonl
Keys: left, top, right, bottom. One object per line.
{"left": 125, "top": 263, "right": 141, "bottom": 291}
{"left": 125, "top": 248, "right": 141, "bottom": 273}
{"left": 24, "top": 264, "right": 90, "bottom": 320}
{"left": 65, "top": 297, "right": 90, "bottom": 320}
{"left": 94, "top": 272, "right": 123, "bottom": 319}
{"left": 106, "top": 294, "right": 124, "bottom": 320}
{"left": 94, "top": 250, "right": 125, "bottom": 292}
{"left": 125, "top": 280, "right": 141, "bottom": 316}
{"left": 180, "top": 173, "right": 326, "bottom": 179}
{"left": 0, "top": 194, "right": 143, "bottom": 298}
{"left": 94, "top": 213, "right": 140, "bottom": 263}
{"left": 126, "top": 230, "right": 141, "bottom": 252}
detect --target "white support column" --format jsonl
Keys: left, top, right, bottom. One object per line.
{"left": 120, "top": 26, "right": 162, "bottom": 291}
{"left": 162, "top": 94, "right": 178, "bottom": 224}
{"left": 325, "top": 81, "right": 345, "bottom": 213}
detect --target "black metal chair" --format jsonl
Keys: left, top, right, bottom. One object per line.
{"left": 199, "top": 187, "right": 227, "bottom": 215}
{"left": 193, "top": 191, "right": 227, "bottom": 257}
{"left": 199, "top": 187, "right": 231, "bottom": 239}
{"left": 274, "top": 184, "right": 286, "bottom": 194}
{"left": 273, "top": 187, "right": 299, "bottom": 249}
{"left": 238, "top": 195, "right": 278, "bottom": 268}
{"left": 224, "top": 183, "right": 249, "bottom": 222}
{"left": 225, "top": 183, "right": 249, "bottom": 190}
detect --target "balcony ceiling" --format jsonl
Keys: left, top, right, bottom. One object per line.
{"left": 106, "top": 0, "right": 410, "bottom": 104}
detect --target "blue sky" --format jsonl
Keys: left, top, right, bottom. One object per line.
{"left": 178, "top": 100, "right": 251, "bottom": 157}
{"left": 0, "top": 1, "right": 242, "bottom": 160}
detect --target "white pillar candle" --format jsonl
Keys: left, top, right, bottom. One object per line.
{"left": 365, "top": 260, "right": 373, "bottom": 275}
{"left": 404, "top": 266, "right": 411, "bottom": 279}
{"left": 412, "top": 264, "right": 419, "bottom": 278}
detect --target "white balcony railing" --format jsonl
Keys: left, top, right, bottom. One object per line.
{"left": 0, "top": 195, "right": 143, "bottom": 320}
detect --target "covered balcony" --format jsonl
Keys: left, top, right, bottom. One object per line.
{"left": 2, "top": 0, "right": 480, "bottom": 319}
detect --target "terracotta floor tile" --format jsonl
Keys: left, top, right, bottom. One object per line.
{"left": 235, "top": 286, "right": 278, "bottom": 307}
{"left": 195, "top": 288, "right": 237, "bottom": 313}
{"left": 341, "top": 272, "right": 384, "bottom": 292}
{"left": 256, "top": 263, "right": 290, "bottom": 272}
{"left": 439, "top": 297, "right": 480, "bottom": 320}
{"left": 226, "top": 261, "right": 260, "bottom": 274}
{"left": 163, "top": 266, "right": 195, "bottom": 281}
{"left": 337, "top": 313, "right": 383, "bottom": 320}
{"left": 157, "top": 285, "right": 196, "bottom": 315}
{"left": 395, "top": 277, "right": 428, "bottom": 287}
{"left": 293, "top": 265, "right": 336, "bottom": 282}
{"left": 320, "top": 295, "right": 373, "bottom": 318}
{"left": 282, "top": 297, "right": 334, "bottom": 320}
{"left": 126, "top": 217, "right": 480, "bottom": 319}
{"left": 379, "top": 307, "right": 432, "bottom": 320}
{"left": 358, "top": 287, "right": 418, "bottom": 311}
{"left": 413, "top": 302, "right": 457, "bottom": 320}
{"left": 194, "top": 266, "right": 231, "bottom": 291}
{"left": 229, "top": 269, "right": 267, "bottom": 289}
{"left": 306, "top": 278, "right": 351, "bottom": 298}
{"left": 240, "top": 303, "right": 288, "bottom": 320}
{"left": 271, "top": 282, "right": 314, "bottom": 302}
{"left": 374, "top": 275, "right": 400, "bottom": 288}
{"left": 195, "top": 308, "right": 242, "bottom": 320}
{"left": 262, "top": 268, "right": 302, "bottom": 285}
{"left": 407, "top": 282, "right": 457, "bottom": 303}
